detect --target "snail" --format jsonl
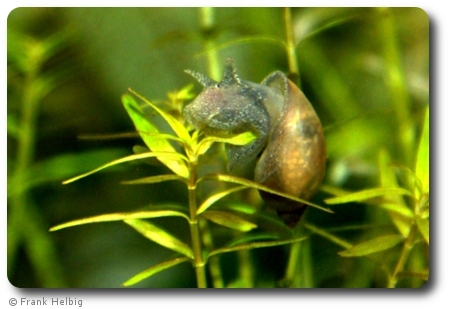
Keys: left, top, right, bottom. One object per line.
{"left": 183, "top": 58, "right": 326, "bottom": 227}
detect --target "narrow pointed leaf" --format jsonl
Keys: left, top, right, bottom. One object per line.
{"left": 50, "top": 209, "right": 190, "bottom": 231}
{"left": 201, "top": 210, "right": 257, "bottom": 232}
{"left": 124, "top": 219, "right": 194, "bottom": 259}
{"left": 225, "top": 232, "right": 281, "bottom": 248}
{"left": 133, "top": 145, "right": 150, "bottom": 154}
{"left": 338, "top": 234, "right": 405, "bottom": 257}
{"left": 7, "top": 113, "right": 21, "bottom": 138}
{"left": 122, "top": 256, "right": 190, "bottom": 287}
{"left": 394, "top": 165, "right": 422, "bottom": 197}
{"left": 131, "top": 145, "right": 162, "bottom": 166}
{"left": 299, "top": 15, "right": 360, "bottom": 43}
{"left": 196, "top": 131, "right": 257, "bottom": 156}
{"left": 77, "top": 132, "right": 140, "bottom": 140}
{"left": 200, "top": 174, "right": 333, "bottom": 213}
{"left": 220, "top": 131, "right": 257, "bottom": 145}
{"left": 62, "top": 151, "right": 188, "bottom": 184}
{"left": 8, "top": 148, "right": 129, "bottom": 197}
{"left": 207, "top": 237, "right": 307, "bottom": 260}
{"left": 197, "top": 186, "right": 247, "bottom": 214}
{"left": 136, "top": 132, "right": 185, "bottom": 143}
{"left": 324, "top": 187, "right": 414, "bottom": 205}
{"left": 193, "top": 36, "right": 286, "bottom": 59}
{"left": 397, "top": 270, "right": 429, "bottom": 281}
{"left": 122, "top": 94, "right": 189, "bottom": 178}
{"left": 415, "top": 106, "right": 429, "bottom": 196}
{"left": 304, "top": 223, "right": 352, "bottom": 249}
{"left": 416, "top": 217, "right": 429, "bottom": 244}
{"left": 167, "top": 84, "right": 196, "bottom": 102}
{"left": 224, "top": 202, "right": 257, "bottom": 215}
{"left": 252, "top": 212, "right": 293, "bottom": 237}
{"left": 127, "top": 89, "right": 192, "bottom": 143}
{"left": 378, "top": 150, "right": 413, "bottom": 236}
{"left": 378, "top": 202, "right": 414, "bottom": 218}
{"left": 121, "top": 174, "right": 188, "bottom": 185}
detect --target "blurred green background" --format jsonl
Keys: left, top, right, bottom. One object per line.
{"left": 7, "top": 7, "right": 428, "bottom": 288}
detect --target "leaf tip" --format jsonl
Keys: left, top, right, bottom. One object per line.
{"left": 62, "top": 175, "right": 80, "bottom": 185}
{"left": 121, "top": 281, "right": 132, "bottom": 288}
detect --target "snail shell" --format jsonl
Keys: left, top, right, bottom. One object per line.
{"left": 255, "top": 71, "right": 326, "bottom": 226}
{"left": 184, "top": 58, "right": 326, "bottom": 227}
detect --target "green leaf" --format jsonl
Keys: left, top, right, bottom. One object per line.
{"left": 193, "top": 35, "right": 286, "bottom": 59}
{"left": 201, "top": 210, "right": 257, "bottom": 232}
{"left": 49, "top": 208, "right": 190, "bottom": 231}
{"left": 124, "top": 219, "right": 194, "bottom": 259}
{"left": 167, "top": 84, "right": 196, "bottom": 102}
{"left": 393, "top": 165, "right": 422, "bottom": 198}
{"left": 225, "top": 232, "right": 281, "bottom": 248}
{"left": 62, "top": 151, "right": 188, "bottom": 184}
{"left": 207, "top": 237, "right": 307, "bottom": 260}
{"left": 324, "top": 187, "right": 414, "bottom": 204}
{"left": 77, "top": 132, "right": 140, "bottom": 141}
{"left": 416, "top": 217, "right": 429, "bottom": 244}
{"left": 418, "top": 194, "right": 429, "bottom": 218}
{"left": 132, "top": 145, "right": 150, "bottom": 154}
{"left": 127, "top": 89, "right": 192, "bottom": 143}
{"left": 197, "top": 186, "right": 248, "bottom": 214}
{"left": 377, "top": 202, "right": 414, "bottom": 218}
{"left": 378, "top": 149, "right": 413, "bottom": 237}
{"left": 304, "top": 223, "right": 352, "bottom": 249}
{"left": 415, "top": 106, "right": 429, "bottom": 196}
{"left": 397, "top": 270, "right": 429, "bottom": 281}
{"left": 200, "top": 174, "right": 333, "bottom": 213}
{"left": 121, "top": 174, "right": 188, "bottom": 185}
{"left": 252, "top": 212, "right": 293, "bottom": 237}
{"left": 7, "top": 113, "right": 21, "bottom": 138}
{"left": 196, "top": 131, "right": 257, "bottom": 156}
{"left": 122, "top": 256, "right": 190, "bottom": 287}
{"left": 122, "top": 94, "right": 189, "bottom": 178}
{"left": 130, "top": 145, "right": 162, "bottom": 167}
{"left": 298, "top": 14, "right": 360, "bottom": 43}
{"left": 223, "top": 202, "right": 257, "bottom": 215}
{"left": 338, "top": 234, "right": 405, "bottom": 257}
{"left": 8, "top": 148, "right": 130, "bottom": 197}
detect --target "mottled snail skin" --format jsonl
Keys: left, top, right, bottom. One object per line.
{"left": 184, "top": 58, "right": 326, "bottom": 227}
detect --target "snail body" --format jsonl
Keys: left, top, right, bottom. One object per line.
{"left": 183, "top": 58, "right": 326, "bottom": 227}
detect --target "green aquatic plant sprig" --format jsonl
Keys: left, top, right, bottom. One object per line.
{"left": 320, "top": 106, "right": 429, "bottom": 287}
{"left": 50, "top": 85, "right": 329, "bottom": 288}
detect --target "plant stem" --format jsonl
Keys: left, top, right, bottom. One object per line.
{"left": 284, "top": 7, "right": 300, "bottom": 86}
{"left": 8, "top": 39, "right": 66, "bottom": 287}
{"left": 237, "top": 249, "right": 254, "bottom": 288}
{"left": 377, "top": 7, "right": 413, "bottom": 165}
{"left": 387, "top": 223, "right": 417, "bottom": 288}
{"left": 199, "top": 219, "right": 225, "bottom": 288}
{"left": 284, "top": 227, "right": 314, "bottom": 287}
{"left": 9, "top": 47, "right": 40, "bottom": 261}
{"left": 187, "top": 162, "right": 208, "bottom": 288}
{"left": 200, "top": 7, "right": 221, "bottom": 81}
{"left": 283, "top": 8, "right": 309, "bottom": 287}
{"left": 196, "top": 6, "right": 226, "bottom": 288}
{"left": 284, "top": 227, "right": 302, "bottom": 286}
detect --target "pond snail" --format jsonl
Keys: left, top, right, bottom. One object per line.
{"left": 183, "top": 58, "right": 326, "bottom": 227}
